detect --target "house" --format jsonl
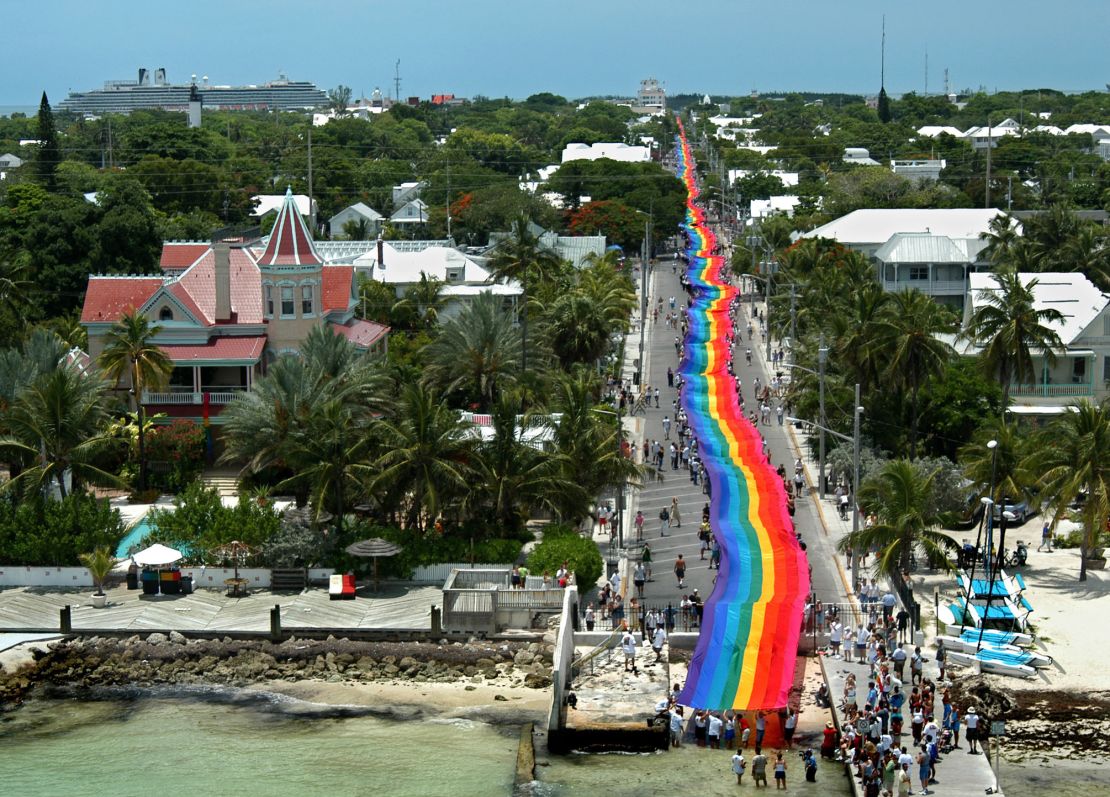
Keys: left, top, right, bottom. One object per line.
{"left": 803, "top": 208, "right": 1007, "bottom": 310}
{"left": 963, "top": 118, "right": 1021, "bottom": 150}
{"left": 843, "top": 148, "right": 881, "bottom": 166}
{"left": 81, "top": 189, "right": 388, "bottom": 426}
{"left": 328, "top": 202, "right": 384, "bottom": 238}
{"left": 390, "top": 198, "right": 429, "bottom": 226}
{"left": 560, "top": 142, "right": 651, "bottom": 164}
{"left": 353, "top": 240, "right": 522, "bottom": 321}
{"left": 890, "top": 159, "right": 946, "bottom": 184}
{"left": 961, "top": 272, "right": 1110, "bottom": 414}
{"left": 750, "top": 196, "right": 802, "bottom": 219}
{"left": 392, "top": 181, "right": 424, "bottom": 208}
{"left": 486, "top": 222, "right": 606, "bottom": 268}
{"left": 915, "top": 125, "right": 964, "bottom": 139}
{"left": 0, "top": 153, "right": 22, "bottom": 181}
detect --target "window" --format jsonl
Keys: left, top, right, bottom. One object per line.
{"left": 281, "top": 286, "right": 295, "bottom": 317}
{"left": 159, "top": 307, "right": 174, "bottom": 322}
{"left": 909, "top": 266, "right": 929, "bottom": 281}
{"left": 265, "top": 285, "right": 274, "bottom": 317}
{"left": 301, "top": 284, "right": 314, "bottom": 316}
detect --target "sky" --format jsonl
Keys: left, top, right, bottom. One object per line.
{"left": 3, "top": 0, "right": 1108, "bottom": 106}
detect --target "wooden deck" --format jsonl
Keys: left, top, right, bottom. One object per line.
{"left": 0, "top": 583, "right": 439, "bottom": 634}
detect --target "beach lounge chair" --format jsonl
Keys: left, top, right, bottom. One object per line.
{"left": 329, "top": 573, "right": 357, "bottom": 600}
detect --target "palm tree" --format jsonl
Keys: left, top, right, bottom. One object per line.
{"left": 1026, "top": 399, "right": 1110, "bottom": 582}
{"left": 830, "top": 282, "right": 890, "bottom": 395}
{"left": 957, "top": 418, "right": 1032, "bottom": 505}
{"left": 467, "top": 394, "right": 585, "bottom": 533}
{"left": 979, "top": 214, "right": 1021, "bottom": 266}
{"left": 546, "top": 292, "right": 613, "bottom": 368}
{"left": 1059, "top": 226, "right": 1110, "bottom": 290}
{"left": 488, "top": 214, "right": 562, "bottom": 371}
{"left": 0, "top": 364, "right": 123, "bottom": 498}
{"left": 960, "top": 269, "right": 1064, "bottom": 407}
{"left": 98, "top": 312, "right": 173, "bottom": 491}
{"left": 423, "top": 291, "right": 522, "bottom": 410}
{"left": 837, "top": 459, "right": 955, "bottom": 581}
{"left": 369, "top": 382, "right": 474, "bottom": 530}
{"left": 392, "top": 272, "right": 445, "bottom": 329}
{"left": 872, "top": 290, "right": 955, "bottom": 459}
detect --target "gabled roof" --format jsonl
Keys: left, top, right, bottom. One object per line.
{"left": 874, "top": 233, "right": 971, "bottom": 264}
{"left": 967, "top": 272, "right": 1109, "bottom": 345}
{"left": 258, "top": 188, "right": 323, "bottom": 267}
{"left": 330, "top": 202, "right": 382, "bottom": 223}
{"left": 81, "top": 277, "right": 164, "bottom": 323}
{"left": 171, "top": 248, "right": 263, "bottom": 324}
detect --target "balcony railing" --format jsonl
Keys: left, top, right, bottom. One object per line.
{"left": 143, "top": 387, "right": 248, "bottom": 405}
{"left": 882, "top": 278, "right": 967, "bottom": 295}
{"left": 1009, "top": 381, "right": 1093, "bottom": 398}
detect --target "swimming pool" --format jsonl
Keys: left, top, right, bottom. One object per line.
{"left": 115, "top": 516, "right": 156, "bottom": 559}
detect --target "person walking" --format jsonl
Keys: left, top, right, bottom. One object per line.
{"left": 670, "top": 497, "right": 682, "bottom": 527}
{"left": 634, "top": 510, "right": 645, "bottom": 541}
{"left": 621, "top": 627, "right": 638, "bottom": 674}
{"left": 633, "top": 562, "right": 646, "bottom": 598}
{"left": 1039, "top": 520, "right": 1053, "bottom": 552}
{"left": 674, "top": 554, "right": 687, "bottom": 589}
{"left": 662, "top": 415, "right": 672, "bottom": 440}
{"left": 773, "top": 751, "right": 787, "bottom": 790}
{"left": 965, "top": 706, "right": 980, "bottom": 754}
{"left": 732, "top": 750, "right": 747, "bottom": 785}
{"left": 751, "top": 748, "right": 769, "bottom": 788}
{"left": 659, "top": 506, "right": 670, "bottom": 536}
{"left": 641, "top": 543, "right": 653, "bottom": 579}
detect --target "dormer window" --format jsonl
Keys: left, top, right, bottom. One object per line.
{"left": 301, "top": 284, "right": 315, "bottom": 316}
{"left": 159, "top": 307, "right": 174, "bottom": 322}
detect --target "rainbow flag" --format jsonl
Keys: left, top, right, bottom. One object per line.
{"left": 674, "top": 120, "right": 810, "bottom": 710}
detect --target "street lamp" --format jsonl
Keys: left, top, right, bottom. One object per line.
{"left": 782, "top": 342, "right": 830, "bottom": 497}
{"left": 632, "top": 209, "right": 653, "bottom": 388}
{"left": 788, "top": 383, "right": 864, "bottom": 590}
{"left": 740, "top": 272, "right": 773, "bottom": 362}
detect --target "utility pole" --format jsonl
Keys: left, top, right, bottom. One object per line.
{"left": 818, "top": 342, "right": 828, "bottom": 497}
{"left": 307, "top": 128, "right": 315, "bottom": 232}
{"left": 394, "top": 59, "right": 402, "bottom": 103}
{"left": 763, "top": 249, "right": 773, "bottom": 363}
{"left": 446, "top": 155, "right": 452, "bottom": 238}
{"left": 985, "top": 115, "right": 992, "bottom": 208}
{"left": 789, "top": 284, "right": 797, "bottom": 360}
{"left": 851, "top": 383, "right": 862, "bottom": 592}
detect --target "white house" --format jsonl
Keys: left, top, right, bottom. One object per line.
{"left": 964, "top": 118, "right": 1021, "bottom": 149}
{"left": 750, "top": 196, "right": 802, "bottom": 219}
{"left": 252, "top": 193, "right": 316, "bottom": 219}
{"left": 916, "top": 125, "right": 964, "bottom": 139}
{"left": 804, "top": 208, "right": 1008, "bottom": 310}
{"left": 961, "top": 272, "right": 1110, "bottom": 413}
{"left": 354, "top": 242, "right": 521, "bottom": 321}
{"left": 392, "top": 181, "right": 425, "bottom": 208}
{"left": 390, "top": 198, "right": 429, "bottom": 226}
{"left": 487, "top": 222, "right": 606, "bottom": 268}
{"left": 890, "top": 159, "right": 946, "bottom": 184}
{"left": 328, "top": 203, "right": 384, "bottom": 238}
{"left": 843, "top": 148, "right": 881, "bottom": 166}
{"left": 560, "top": 142, "right": 651, "bottom": 164}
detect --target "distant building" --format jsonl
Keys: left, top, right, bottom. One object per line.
{"left": 0, "top": 152, "right": 22, "bottom": 181}
{"left": 487, "top": 221, "right": 606, "bottom": 269}
{"left": 843, "top": 148, "right": 881, "bottom": 166}
{"left": 890, "top": 159, "right": 946, "bottom": 184}
{"left": 561, "top": 142, "right": 651, "bottom": 164}
{"left": 390, "top": 199, "right": 429, "bottom": 226}
{"left": 252, "top": 193, "right": 316, "bottom": 219}
{"left": 632, "top": 78, "right": 666, "bottom": 115}
{"left": 803, "top": 208, "right": 1007, "bottom": 310}
{"left": 81, "top": 189, "right": 387, "bottom": 426}
{"left": 960, "top": 272, "right": 1110, "bottom": 414}
{"left": 329, "top": 203, "right": 384, "bottom": 238}
{"left": 392, "top": 181, "right": 425, "bottom": 209}
{"left": 750, "top": 196, "right": 802, "bottom": 219}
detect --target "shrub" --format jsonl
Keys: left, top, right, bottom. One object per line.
{"left": 527, "top": 532, "right": 603, "bottom": 590}
{"left": 145, "top": 421, "right": 206, "bottom": 492}
{"left": 0, "top": 493, "right": 127, "bottom": 565}
{"left": 147, "top": 481, "right": 281, "bottom": 562}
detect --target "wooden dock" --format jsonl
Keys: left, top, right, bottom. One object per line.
{"left": 0, "top": 583, "right": 440, "bottom": 635}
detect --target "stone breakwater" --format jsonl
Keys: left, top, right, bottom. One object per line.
{"left": 0, "top": 633, "right": 556, "bottom": 708}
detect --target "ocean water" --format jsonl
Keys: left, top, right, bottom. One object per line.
{"left": 0, "top": 692, "right": 518, "bottom": 797}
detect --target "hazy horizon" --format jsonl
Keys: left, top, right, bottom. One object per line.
{"left": 3, "top": 0, "right": 1107, "bottom": 106}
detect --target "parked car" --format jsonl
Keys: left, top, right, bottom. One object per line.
{"left": 993, "top": 499, "right": 1032, "bottom": 525}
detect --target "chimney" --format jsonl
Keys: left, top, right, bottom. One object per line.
{"left": 376, "top": 233, "right": 385, "bottom": 271}
{"left": 214, "top": 241, "right": 232, "bottom": 322}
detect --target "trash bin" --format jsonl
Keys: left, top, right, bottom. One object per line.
{"left": 141, "top": 571, "right": 159, "bottom": 595}
{"left": 180, "top": 576, "right": 193, "bottom": 595}
{"left": 126, "top": 569, "right": 139, "bottom": 590}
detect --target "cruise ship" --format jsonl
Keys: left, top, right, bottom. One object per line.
{"left": 58, "top": 68, "right": 329, "bottom": 116}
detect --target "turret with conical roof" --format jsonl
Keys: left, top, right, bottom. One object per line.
{"left": 258, "top": 187, "right": 324, "bottom": 352}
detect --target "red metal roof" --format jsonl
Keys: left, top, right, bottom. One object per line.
{"left": 257, "top": 188, "right": 322, "bottom": 267}
{"left": 321, "top": 266, "right": 354, "bottom": 313}
{"left": 80, "top": 277, "right": 164, "bottom": 323}
{"left": 158, "top": 336, "right": 267, "bottom": 363}
{"left": 329, "top": 319, "right": 389, "bottom": 349}
{"left": 160, "top": 243, "right": 210, "bottom": 271}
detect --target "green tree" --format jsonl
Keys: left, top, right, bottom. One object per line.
{"left": 424, "top": 291, "right": 522, "bottom": 410}
{"left": 957, "top": 418, "right": 1031, "bottom": 506}
{"left": 960, "top": 269, "right": 1064, "bottom": 407}
{"left": 873, "top": 290, "right": 955, "bottom": 459}
{"left": 97, "top": 312, "right": 173, "bottom": 491}
{"left": 1027, "top": 399, "right": 1110, "bottom": 582}
{"left": 838, "top": 459, "right": 955, "bottom": 580}
{"left": 35, "top": 92, "right": 60, "bottom": 191}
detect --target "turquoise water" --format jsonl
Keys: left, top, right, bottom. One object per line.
{"left": 0, "top": 694, "right": 519, "bottom": 797}
{"left": 115, "top": 516, "right": 154, "bottom": 558}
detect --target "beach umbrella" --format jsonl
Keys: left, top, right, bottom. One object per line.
{"left": 344, "top": 538, "right": 402, "bottom": 592}
{"left": 132, "top": 543, "right": 183, "bottom": 567}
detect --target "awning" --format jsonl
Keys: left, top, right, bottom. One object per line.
{"left": 329, "top": 320, "right": 388, "bottom": 349}
{"left": 1008, "top": 404, "right": 1070, "bottom": 416}
{"left": 159, "top": 336, "right": 266, "bottom": 364}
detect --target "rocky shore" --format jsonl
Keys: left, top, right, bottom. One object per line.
{"left": 0, "top": 633, "right": 557, "bottom": 711}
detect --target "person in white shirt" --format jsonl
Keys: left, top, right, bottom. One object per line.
{"left": 621, "top": 629, "right": 637, "bottom": 674}
{"left": 732, "top": 751, "right": 747, "bottom": 784}
{"left": 829, "top": 621, "right": 843, "bottom": 657}
{"left": 652, "top": 626, "right": 667, "bottom": 661}
{"left": 707, "top": 712, "right": 723, "bottom": 749}
{"left": 669, "top": 706, "right": 684, "bottom": 747}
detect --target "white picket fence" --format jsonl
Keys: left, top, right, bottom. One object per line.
{"left": 409, "top": 562, "right": 510, "bottom": 584}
